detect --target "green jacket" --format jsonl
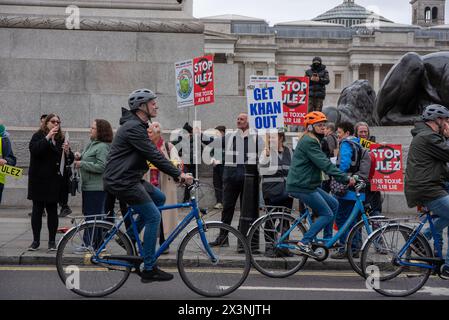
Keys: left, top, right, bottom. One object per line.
{"left": 80, "top": 140, "right": 110, "bottom": 191}
{"left": 286, "top": 133, "right": 349, "bottom": 193}
{"left": 405, "top": 122, "right": 449, "bottom": 207}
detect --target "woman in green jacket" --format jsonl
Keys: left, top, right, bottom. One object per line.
{"left": 286, "top": 112, "right": 355, "bottom": 258}
{"left": 73, "top": 119, "right": 113, "bottom": 252}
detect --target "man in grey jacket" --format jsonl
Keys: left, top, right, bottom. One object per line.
{"left": 104, "top": 88, "right": 193, "bottom": 283}
{"left": 405, "top": 104, "right": 449, "bottom": 276}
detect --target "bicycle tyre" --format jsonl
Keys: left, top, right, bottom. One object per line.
{"left": 361, "top": 224, "right": 433, "bottom": 297}
{"left": 346, "top": 216, "right": 388, "bottom": 277}
{"left": 248, "top": 213, "right": 308, "bottom": 278}
{"left": 177, "top": 222, "right": 251, "bottom": 297}
{"left": 56, "top": 221, "right": 134, "bottom": 298}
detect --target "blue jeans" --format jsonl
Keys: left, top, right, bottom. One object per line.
{"left": 424, "top": 194, "right": 449, "bottom": 265}
{"left": 289, "top": 188, "right": 339, "bottom": 245}
{"left": 82, "top": 191, "right": 106, "bottom": 248}
{"left": 130, "top": 187, "right": 166, "bottom": 270}
{"left": 335, "top": 199, "right": 357, "bottom": 249}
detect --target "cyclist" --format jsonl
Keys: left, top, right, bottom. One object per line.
{"left": 405, "top": 104, "right": 449, "bottom": 276}
{"left": 286, "top": 111, "right": 356, "bottom": 257}
{"left": 103, "top": 88, "right": 193, "bottom": 283}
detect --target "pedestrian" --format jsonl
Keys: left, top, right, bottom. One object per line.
{"left": 259, "top": 129, "right": 294, "bottom": 257}
{"left": 73, "top": 119, "right": 113, "bottom": 252}
{"left": 0, "top": 120, "right": 17, "bottom": 204}
{"left": 147, "top": 121, "right": 182, "bottom": 254}
{"left": 354, "top": 121, "right": 383, "bottom": 217}
{"left": 286, "top": 112, "right": 355, "bottom": 258}
{"left": 330, "top": 121, "right": 371, "bottom": 259}
{"left": 209, "top": 113, "right": 263, "bottom": 247}
{"left": 212, "top": 125, "right": 226, "bottom": 209}
{"left": 28, "top": 114, "right": 74, "bottom": 251}
{"left": 305, "top": 56, "right": 330, "bottom": 112}
{"left": 181, "top": 122, "right": 196, "bottom": 203}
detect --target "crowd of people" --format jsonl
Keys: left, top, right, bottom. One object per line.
{"left": 1, "top": 86, "right": 449, "bottom": 281}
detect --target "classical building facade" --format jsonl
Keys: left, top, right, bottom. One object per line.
{"left": 201, "top": 0, "right": 449, "bottom": 106}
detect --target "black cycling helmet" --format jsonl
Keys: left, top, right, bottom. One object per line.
{"left": 128, "top": 89, "right": 157, "bottom": 111}
{"left": 422, "top": 104, "right": 449, "bottom": 121}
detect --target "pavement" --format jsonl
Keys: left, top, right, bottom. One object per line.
{"left": 0, "top": 207, "right": 424, "bottom": 270}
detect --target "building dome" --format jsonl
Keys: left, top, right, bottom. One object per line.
{"left": 313, "top": 0, "right": 393, "bottom": 28}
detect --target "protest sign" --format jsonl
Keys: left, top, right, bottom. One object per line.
{"left": 193, "top": 55, "right": 215, "bottom": 106}
{"left": 247, "top": 76, "right": 284, "bottom": 131}
{"left": 279, "top": 76, "right": 309, "bottom": 126}
{"left": 370, "top": 144, "right": 403, "bottom": 192}
{"left": 0, "top": 164, "right": 23, "bottom": 179}
{"left": 175, "top": 55, "right": 215, "bottom": 108}
{"left": 360, "top": 138, "right": 375, "bottom": 149}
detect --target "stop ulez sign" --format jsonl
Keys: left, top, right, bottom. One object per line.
{"left": 193, "top": 55, "right": 214, "bottom": 106}
{"left": 279, "top": 76, "right": 309, "bottom": 126}
{"left": 369, "top": 144, "right": 404, "bottom": 192}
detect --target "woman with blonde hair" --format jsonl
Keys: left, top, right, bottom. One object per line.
{"left": 147, "top": 122, "right": 182, "bottom": 254}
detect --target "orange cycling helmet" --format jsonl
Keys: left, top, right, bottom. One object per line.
{"left": 304, "top": 111, "right": 327, "bottom": 128}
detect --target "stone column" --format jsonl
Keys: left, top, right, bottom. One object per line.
{"left": 226, "top": 53, "right": 235, "bottom": 64}
{"left": 373, "top": 63, "right": 382, "bottom": 92}
{"left": 268, "top": 62, "right": 276, "bottom": 76}
{"left": 244, "top": 61, "right": 254, "bottom": 94}
{"left": 351, "top": 63, "right": 360, "bottom": 82}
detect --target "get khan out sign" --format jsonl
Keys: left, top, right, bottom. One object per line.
{"left": 370, "top": 144, "right": 403, "bottom": 192}
{"left": 175, "top": 55, "right": 214, "bottom": 108}
{"left": 247, "top": 76, "right": 284, "bottom": 131}
{"left": 280, "top": 76, "right": 309, "bottom": 126}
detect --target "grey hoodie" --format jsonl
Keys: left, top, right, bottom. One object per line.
{"left": 405, "top": 121, "right": 449, "bottom": 207}
{"left": 103, "top": 108, "right": 181, "bottom": 201}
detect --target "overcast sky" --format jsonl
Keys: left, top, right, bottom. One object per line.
{"left": 193, "top": 0, "right": 449, "bottom": 26}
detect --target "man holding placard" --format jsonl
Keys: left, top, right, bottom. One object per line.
{"left": 0, "top": 121, "right": 17, "bottom": 204}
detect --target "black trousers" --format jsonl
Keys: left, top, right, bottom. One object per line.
{"left": 221, "top": 178, "right": 244, "bottom": 230}
{"left": 183, "top": 164, "right": 197, "bottom": 202}
{"left": 263, "top": 195, "right": 293, "bottom": 246}
{"left": 31, "top": 200, "right": 58, "bottom": 243}
{"left": 104, "top": 192, "right": 131, "bottom": 231}
{"left": 213, "top": 165, "right": 224, "bottom": 203}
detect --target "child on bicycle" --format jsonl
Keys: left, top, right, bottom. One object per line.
{"left": 286, "top": 112, "right": 356, "bottom": 257}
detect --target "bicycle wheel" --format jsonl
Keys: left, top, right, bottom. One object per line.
{"left": 177, "top": 222, "right": 251, "bottom": 297}
{"left": 248, "top": 213, "right": 308, "bottom": 278}
{"left": 361, "top": 224, "right": 433, "bottom": 297}
{"left": 56, "top": 221, "right": 134, "bottom": 297}
{"left": 346, "top": 216, "right": 388, "bottom": 277}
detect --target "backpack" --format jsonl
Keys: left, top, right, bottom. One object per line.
{"left": 339, "top": 139, "right": 371, "bottom": 180}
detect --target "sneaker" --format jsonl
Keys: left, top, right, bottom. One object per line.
{"left": 59, "top": 206, "right": 72, "bottom": 217}
{"left": 351, "top": 250, "right": 360, "bottom": 259}
{"left": 293, "top": 242, "right": 317, "bottom": 258}
{"left": 140, "top": 266, "right": 174, "bottom": 283}
{"left": 209, "top": 236, "right": 229, "bottom": 247}
{"left": 48, "top": 241, "right": 57, "bottom": 251}
{"left": 213, "top": 203, "right": 223, "bottom": 209}
{"left": 28, "top": 241, "right": 40, "bottom": 251}
{"left": 330, "top": 250, "right": 347, "bottom": 260}
{"left": 73, "top": 246, "right": 89, "bottom": 254}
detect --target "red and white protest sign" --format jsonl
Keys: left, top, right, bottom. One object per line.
{"left": 369, "top": 144, "right": 404, "bottom": 192}
{"left": 175, "top": 55, "right": 215, "bottom": 108}
{"left": 279, "top": 76, "right": 309, "bottom": 126}
{"left": 193, "top": 55, "right": 215, "bottom": 106}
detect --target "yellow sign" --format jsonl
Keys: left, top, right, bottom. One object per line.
{"left": 147, "top": 160, "right": 182, "bottom": 169}
{"left": 360, "top": 138, "right": 375, "bottom": 149}
{"left": 0, "top": 164, "right": 23, "bottom": 179}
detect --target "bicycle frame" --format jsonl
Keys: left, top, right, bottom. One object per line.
{"left": 394, "top": 212, "right": 444, "bottom": 270}
{"left": 277, "top": 192, "right": 372, "bottom": 250}
{"left": 92, "top": 197, "right": 218, "bottom": 268}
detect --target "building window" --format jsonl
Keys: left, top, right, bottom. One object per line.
{"left": 359, "top": 73, "right": 367, "bottom": 80}
{"left": 256, "top": 70, "right": 264, "bottom": 76}
{"left": 334, "top": 73, "right": 342, "bottom": 89}
{"left": 432, "top": 7, "right": 438, "bottom": 21}
{"left": 277, "top": 71, "right": 286, "bottom": 77}
{"left": 425, "top": 7, "right": 431, "bottom": 23}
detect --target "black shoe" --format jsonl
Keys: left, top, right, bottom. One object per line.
{"left": 48, "top": 241, "right": 57, "bottom": 251}
{"left": 209, "top": 236, "right": 229, "bottom": 247}
{"left": 330, "top": 250, "right": 347, "bottom": 260}
{"left": 59, "top": 206, "right": 72, "bottom": 217}
{"left": 28, "top": 241, "right": 40, "bottom": 251}
{"left": 140, "top": 266, "right": 174, "bottom": 283}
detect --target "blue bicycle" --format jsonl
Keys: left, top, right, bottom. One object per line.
{"left": 56, "top": 180, "right": 251, "bottom": 298}
{"left": 361, "top": 206, "right": 449, "bottom": 297}
{"left": 247, "top": 180, "right": 387, "bottom": 277}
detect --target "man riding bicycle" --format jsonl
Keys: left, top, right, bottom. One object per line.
{"left": 104, "top": 89, "right": 193, "bottom": 283}
{"left": 405, "top": 104, "right": 449, "bottom": 276}
{"left": 286, "top": 111, "right": 356, "bottom": 257}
